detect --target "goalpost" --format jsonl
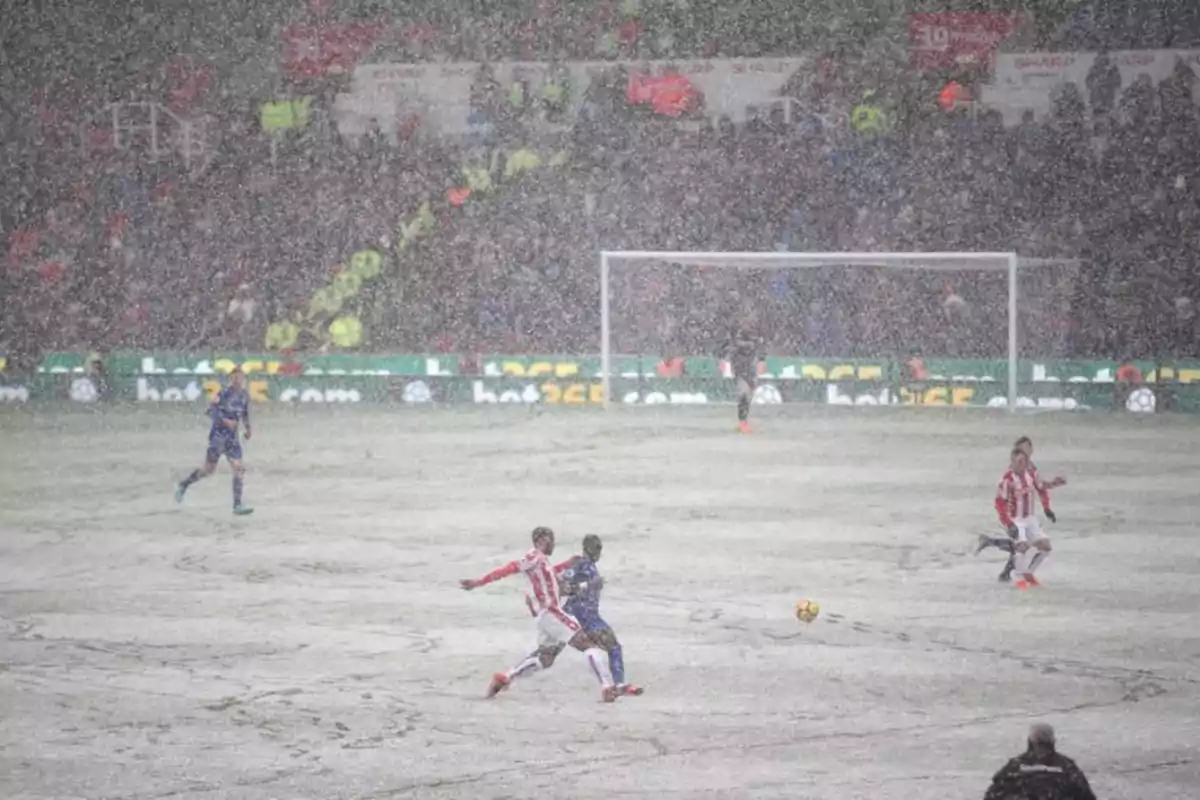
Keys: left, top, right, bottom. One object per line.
{"left": 598, "top": 250, "right": 1059, "bottom": 411}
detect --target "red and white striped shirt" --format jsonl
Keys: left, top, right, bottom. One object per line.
{"left": 469, "top": 547, "right": 564, "bottom": 614}
{"left": 995, "top": 466, "right": 1051, "bottom": 526}
{"left": 516, "top": 547, "right": 562, "bottom": 614}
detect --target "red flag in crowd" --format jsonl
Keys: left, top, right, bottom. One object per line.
{"left": 627, "top": 71, "right": 700, "bottom": 117}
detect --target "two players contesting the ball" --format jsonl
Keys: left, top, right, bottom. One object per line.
{"left": 460, "top": 527, "right": 642, "bottom": 702}
{"left": 978, "top": 436, "right": 1067, "bottom": 588}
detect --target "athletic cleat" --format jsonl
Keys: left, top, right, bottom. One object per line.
{"left": 601, "top": 685, "right": 618, "bottom": 703}
{"left": 174, "top": 485, "right": 186, "bottom": 504}
{"left": 486, "top": 672, "right": 510, "bottom": 698}
{"left": 998, "top": 561, "right": 1014, "bottom": 582}
{"left": 617, "top": 683, "right": 644, "bottom": 696}
{"left": 737, "top": 421, "right": 751, "bottom": 434}
{"left": 1025, "top": 575, "right": 1041, "bottom": 588}
{"left": 233, "top": 504, "right": 254, "bottom": 516}
{"left": 1013, "top": 579, "right": 1031, "bottom": 590}
{"left": 975, "top": 534, "right": 992, "bottom": 556}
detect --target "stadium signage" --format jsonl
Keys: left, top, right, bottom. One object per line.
{"left": 985, "top": 49, "right": 1200, "bottom": 124}
{"left": 278, "top": 387, "right": 362, "bottom": 403}
{"left": 763, "top": 361, "right": 884, "bottom": 381}
{"left": 0, "top": 384, "right": 30, "bottom": 402}
{"left": 4, "top": 354, "right": 1200, "bottom": 412}
{"left": 135, "top": 378, "right": 271, "bottom": 403}
{"left": 471, "top": 380, "right": 605, "bottom": 405}
{"left": 135, "top": 354, "right": 456, "bottom": 377}
{"left": 908, "top": 12, "right": 1022, "bottom": 71}
{"left": 344, "top": 57, "right": 810, "bottom": 138}
{"left": 482, "top": 359, "right": 584, "bottom": 378}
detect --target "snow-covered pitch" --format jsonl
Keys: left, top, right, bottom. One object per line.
{"left": 1, "top": 405, "right": 1197, "bottom": 799}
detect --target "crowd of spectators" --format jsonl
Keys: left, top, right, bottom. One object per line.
{"left": 2, "top": 1, "right": 1199, "bottom": 366}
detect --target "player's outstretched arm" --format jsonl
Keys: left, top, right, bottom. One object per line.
{"left": 1032, "top": 474, "right": 1057, "bottom": 521}
{"left": 460, "top": 560, "right": 520, "bottom": 590}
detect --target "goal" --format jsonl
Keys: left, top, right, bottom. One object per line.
{"left": 598, "top": 251, "right": 1077, "bottom": 411}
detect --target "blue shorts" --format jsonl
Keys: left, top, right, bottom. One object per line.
{"left": 206, "top": 433, "right": 243, "bottom": 463}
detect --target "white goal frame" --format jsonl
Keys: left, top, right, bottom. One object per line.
{"left": 599, "top": 250, "right": 1028, "bottom": 411}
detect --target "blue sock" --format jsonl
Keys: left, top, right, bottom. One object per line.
{"left": 233, "top": 475, "right": 244, "bottom": 507}
{"left": 608, "top": 643, "right": 625, "bottom": 685}
{"left": 180, "top": 469, "right": 203, "bottom": 489}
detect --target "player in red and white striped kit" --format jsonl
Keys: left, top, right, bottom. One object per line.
{"left": 976, "top": 436, "right": 1066, "bottom": 581}
{"left": 460, "top": 526, "right": 618, "bottom": 703}
{"left": 994, "top": 448, "right": 1056, "bottom": 589}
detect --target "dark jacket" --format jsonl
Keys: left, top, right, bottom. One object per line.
{"left": 984, "top": 748, "right": 1096, "bottom": 800}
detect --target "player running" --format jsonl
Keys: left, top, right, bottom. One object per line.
{"left": 992, "top": 447, "right": 1056, "bottom": 589}
{"left": 976, "top": 437, "right": 1066, "bottom": 581}
{"left": 525, "top": 534, "right": 644, "bottom": 697}
{"left": 174, "top": 366, "right": 254, "bottom": 515}
{"left": 460, "top": 526, "right": 618, "bottom": 703}
{"left": 726, "top": 316, "right": 763, "bottom": 433}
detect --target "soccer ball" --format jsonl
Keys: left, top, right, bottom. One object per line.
{"left": 795, "top": 599, "right": 820, "bottom": 623}
{"left": 1125, "top": 387, "right": 1155, "bottom": 414}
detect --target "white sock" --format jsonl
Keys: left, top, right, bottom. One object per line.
{"left": 1028, "top": 551, "right": 1048, "bottom": 574}
{"left": 1013, "top": 547, "right": 1035, "bottom": 577}
{"left": 584, "top": 647, "right": 613, "bottom": 687}
{"left": 507, "top": 653, "right": 542, "bottom": 681}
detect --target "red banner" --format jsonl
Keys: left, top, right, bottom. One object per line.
{"left": 908, "top": 13, "right": 1021, "bottom": 71}
{"left": 626, "top": 72, "right": 701, "bottom": 117}
{"left": 281, "top": 22, "right": 385, "bottom": 78}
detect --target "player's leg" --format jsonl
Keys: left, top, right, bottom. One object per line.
{"left": 568, "top": 632, "right": 617, "bottom": 702}
{"left": 1010, "top": 518, "right": 1044, "bottom": 588}
{"left": 228, "top": 459, "right": 252, "bottom": 515}
{"left": 736, "top": 376, "right": 753, "bottom": 432}
{"left": 485, "top": 615, "right": 567, "bottom": 698}
{"left": 557, "top": 610, "right": 615, "bottom": 701}
{"left": 998, "top": 528, "right": 1018, "bottom": 582}
{"left": 998, "top": 552, "right": 1017, "bottom": 582}
{"left": 226, "top": 439, "right": 252, "bottom": 515}
{"left": 589, "top": 623, "right": 642, "bottom": 696}
{"left": 1025, "top": 526, "right": 1052, "bottom": 586}
{"left": 175, "top": 445, "right": 219, "bottom": 502}
{"left": 974, "top": 534, "right": 1016, "bottom": 555}
{"left": 487, "top": 643, "right": 563, "bottom": 697}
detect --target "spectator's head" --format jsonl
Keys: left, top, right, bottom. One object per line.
{"left": 1027, "top": 723, "right": 1056, "bottom": 756}
{"left": 1175, "top": 296, "right": 1194, "bottom": 322}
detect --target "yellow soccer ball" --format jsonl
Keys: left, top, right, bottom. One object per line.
{"left": 795, "top": 599, "right": 820, "bottom": 623}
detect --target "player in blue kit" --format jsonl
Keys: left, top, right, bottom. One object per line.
{"left": 174, "top": 367, "right": 254, "bottom": 515}
{"left": 527, "top": 534, "right": 643, "bottom": 696}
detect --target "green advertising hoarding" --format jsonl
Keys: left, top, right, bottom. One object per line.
{"left": 2, "top": 352, "right": 1199, "bottom": 412}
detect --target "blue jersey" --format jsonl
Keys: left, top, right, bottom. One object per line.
{"left": 560, "top": 556, "right": 604, "bottom": 626}
{"left": 209, "top": 386, "right": 250, "bottom": 438}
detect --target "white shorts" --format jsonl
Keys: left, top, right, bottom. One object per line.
{"left": 536, "top": 608, "right": 581, "bottom": 649}
{"left": 1013, "top": 516, "right": 1047, "bottom": 543}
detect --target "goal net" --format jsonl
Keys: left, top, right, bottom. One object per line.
{"left": 599, "top": 251, "right": 1080, "bottom": 411}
